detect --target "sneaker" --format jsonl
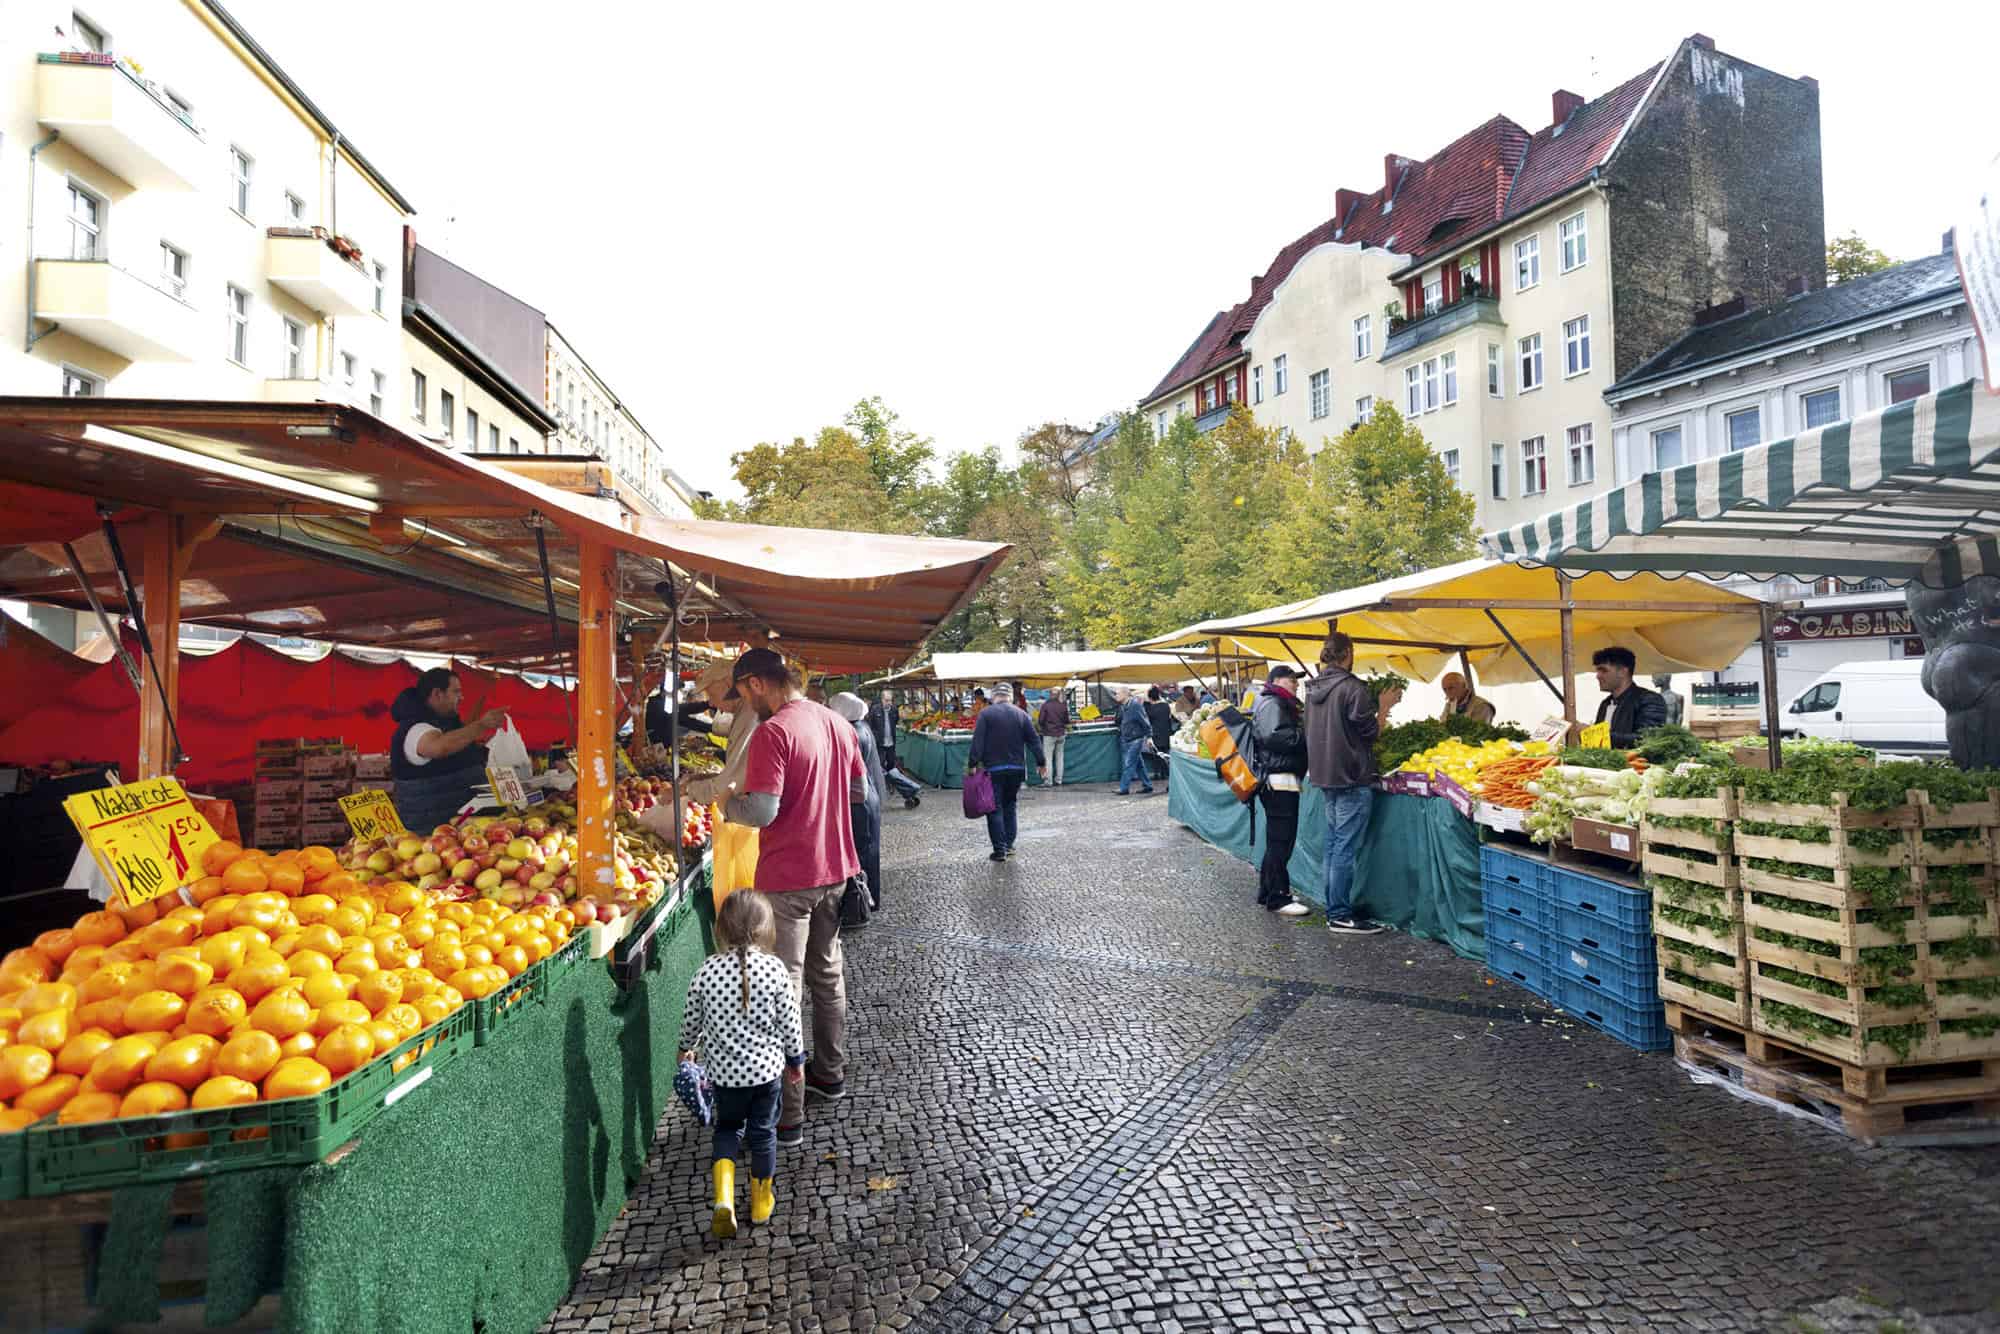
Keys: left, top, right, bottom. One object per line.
{"left": 1326, "top": 917, "right": 1385, "bottom": 935}
{"left": 805, "top": 1073, "right": 846, "bottom": 1102}
{"left": 988, "top": 851, "right": 1007, "bottom": 862}
{"left": 776, "top": 1123, "right": 804, "bottom": 1148}
{"left": 1276, "top": 902, "right": 1311, "bottom": 918}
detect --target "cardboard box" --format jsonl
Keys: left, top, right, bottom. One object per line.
{"left": 302, "top": 799, "right": 343, "bottom": 823}
{"left": 254, "top": 778, "right": 303, "bottom": 801}
{"left": 1475, "top": 802, "right": 1527, "bottom": 833}
{"left": 1431, "top": 773, "right": 1473, "bottom": 817}
{"left": 302, "top": 752, "right": 353, "bottom": 778}
{"left": 303, "top": 778, "right": 348, "bottom": 801}
{"left": 354, "top": 753, "right": 391, "bottom": 780}
{"left": 1570, "top": 817, "right": 1640, "bottom": 861}
{"left": 255, "top": 738, "right": 305, "bottom": 756}
{"left": 1381, "top": 771, "right": 1432, "bottom": 798}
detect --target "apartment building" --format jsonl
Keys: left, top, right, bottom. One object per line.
{"left": 1137, "top": 34, "right": 1825, "bottom": 532}
{"left": 545, "top": 323, "right": 684, "bottom": 517}
{"left": 2, "top": 2, "right": 413, "bottom": 408}
{"left": 403, "top": 236, "right": 557, "bottom": 455}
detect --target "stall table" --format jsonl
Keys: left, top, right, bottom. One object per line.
{"left": 895, "top": 723, "right": 1121, "bottom": 788}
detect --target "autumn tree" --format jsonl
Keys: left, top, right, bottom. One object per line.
{"left": 1827, "top": 231, "right": 1894, "bottom": 284}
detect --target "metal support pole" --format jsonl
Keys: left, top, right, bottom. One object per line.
{"left": 63, "top": 542, "right": 142, "bottom": 695}
{"left": 574, "top": 539, "right": 618, "bottom": 898}
{"left": 130, "top": 514, "right": 186, "bottom": 775}
{"left": 1557, "top": 571, "right": 1578, "bottom": 744}
{"left": 1484, "top": 608, "right": 1564, "bottom": 703}
{"left": 1760, "top": 602, "right": 1783, "bottom": 770}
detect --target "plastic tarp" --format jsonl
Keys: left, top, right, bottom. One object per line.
{"left": 921, "top": 650, "right": 1205, "bottom": 687}
{"left": 894, "top": 726, "right": 1121, "bottom": 788}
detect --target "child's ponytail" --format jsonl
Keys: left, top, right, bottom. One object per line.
{"left": 712, "top": 889, "right": 778, "bottom": 1014}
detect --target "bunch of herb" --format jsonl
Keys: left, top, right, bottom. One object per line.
{"left": 1665, "top": 969, "right": 1739, "bottom": 1001}
{"left": 1560, "top": 747, "right": 1632, "bottom": 770}
{"left": 1634, "top": 724, "right": 1705, "bottom": 766}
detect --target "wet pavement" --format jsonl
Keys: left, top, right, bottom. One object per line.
{"left": 546, "top": 782, "right": 2000, "bottom": 1332}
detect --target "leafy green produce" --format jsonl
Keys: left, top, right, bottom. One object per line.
{"left": 1361, "top": 671, "right": 1408, "bottom": 702}
{"left": 1658, "top": 764, "right": 1739, "bottom": 800}
{"left": 1760, "top": 962, "right": 1843, "bottom": 998}
{"left": 1869, "top": 1022, "right": 1926, "bottom": 1060}
{"left": 1935, "top": 932, "right": 1998, "bottom": 966}
{"left": 1938, "top": 976, "right": 2000, "bottom": 1000}
{"left": 1372, "top": 713, "right": 1527, "bottom": 770}
{"left": 1657, "top": 903, "right": 1734, "bottom": 936}
{"left": 1559, "top": 747, "right": 1631, "bottom": 770}
{"left": 1665, "top": 968, "right": 1738, "bottom": 1001}
{"left": 1753, "top": 924, "right": 1840, "bottom": 959}
{"left": 1942, "top": 1015, "right": 2000, "bottom": 1039}
{"left": 1650, "top": 874, "right": 1727, "bottom": 915}
{"left": 1634, "top": 724, "right": 1705, "bottom": 766}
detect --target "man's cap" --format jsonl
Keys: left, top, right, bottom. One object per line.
{"left": 992, "top": 682, "right": 1013, "bottom": 701}
{"left": 726, "top": 646, "right": 787, "bottom": 701}
{"left": 1268, "top": 665, "right": 1298, "bottom": 683}
{"left": 695, "top": 660, "right": 734, "bottom": 698}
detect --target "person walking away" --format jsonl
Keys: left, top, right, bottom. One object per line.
{"left": 1306, "top": 632, "right": 1402, "bottom": 935}
{"left": 830, "top": 692, "right": 885, "bottom": 909}
{"left": 1144, "top": 686, "right": 1175, "bottom": 785}
{"left": 1116, "top": 687, "right": 1154, "bottom": 795}
{"left": 678, "top": 890, "right": 804, "bottom": 1237}
{"left": 967, "top": 683, "right": 1046, "bottom": 861}
{"left": 1592, "top": 647, "right": 1668, "bottom": 747}
{"left": 722, "top": 648, "right": 864, "bottom": 1146}
{"left": 1252, "top": 666, "right": 1312, "bottom": 917}
{"left": 1437, "top": 672, "right": 1497, "bottom": 726}
{"left": 389, "top": 668, "right": 508, "bottom": 834}
{"left": 1036, "top": 687, "right": 1070, "bottom": 786}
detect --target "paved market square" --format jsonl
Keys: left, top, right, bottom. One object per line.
{"left": 548, "top": 786, "right": 2000, "bottom": 1333}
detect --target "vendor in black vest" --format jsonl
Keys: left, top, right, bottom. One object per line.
{"left": 1591, "top": 646, "right": 1668, "bottom": 748}
{"left": 390, "top": 667, "right": 508, "bottom": 834}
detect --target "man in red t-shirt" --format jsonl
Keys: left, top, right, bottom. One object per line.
{"left": 723, "top": 647, "right": 864, "bottom": 1145}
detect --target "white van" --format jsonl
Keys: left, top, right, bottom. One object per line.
{"left": 1782, "top": 659, "right": 1946, "bottom": 753}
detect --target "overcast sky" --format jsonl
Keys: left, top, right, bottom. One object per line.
{"left": 234, "top": 1, "right": 1999, "bottom": 496}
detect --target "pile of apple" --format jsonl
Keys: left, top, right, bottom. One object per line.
{"left": 682, "top": 801, "right": 712, "bottom": 850}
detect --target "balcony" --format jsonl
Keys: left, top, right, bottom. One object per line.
{"left": 1381, "top": 288, "right": 1503, "bottom": 360}
{"left": 265, "top": 230, "right": 376, "bottom": 317}
{"left": 33, "top": 259, "right": 202, "bottom": 361}
{"left": 36, "top": 53, "right": 206, "bottom": 190}
{"left": 1194, "top": 402, "right": 1235, "bottom": 433}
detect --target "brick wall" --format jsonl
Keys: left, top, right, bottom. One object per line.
{"left": 1607, "top": 43, "right": 1825, "bottom": 379}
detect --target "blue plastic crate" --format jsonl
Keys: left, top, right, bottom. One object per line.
{"left": 1480, "top": 846, "right": 1548, "bottom": 894}
{"left": 1551, "top": 935, "right": 1660, "bottom": 1008}
{"left": 1551, "top": 902, "right": 1656, "bottom": 965}
{"left": 1482, "top": 875, "right": 1548, "bottom": 932}
{"left": 1547, "top": 865, "right": 1651, "bottom": 932}
{"left": 1484, "top": 935, "right": 1552, "bottom": 1000}
{"left": 1551, "top": 974, "right": 1671, "bottom": 1052}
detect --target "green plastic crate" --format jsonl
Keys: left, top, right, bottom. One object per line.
{"left": 24, "top": 1003, "right": 475, "bottom": 1197}
{"left": 613, "top": 856, "right": 706, "bottom": 972}
{"left": 473, "top": 928, "right": 591, "bottom": 1046}
{"left": 1, "top": 1111, "right": 51, "bottom": 1200}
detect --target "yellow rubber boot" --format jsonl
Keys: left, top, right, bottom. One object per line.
{"left": 750, "top": 1176, "right": 775, "bottom": 1224}
{"left": 711, "top": 1160, "right": 737, "bottom": 1238}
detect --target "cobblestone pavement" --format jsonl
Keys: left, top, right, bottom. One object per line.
{"left": 547, "top": 784, "right": 2000, "bottom": 1333}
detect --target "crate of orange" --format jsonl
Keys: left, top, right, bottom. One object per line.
{"left": 472, "top": 926, "right": 591, "bottom": 1046}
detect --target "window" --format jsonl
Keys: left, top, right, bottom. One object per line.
{"left": 372, "top": 262, "right": 386, "bottom": 315}
{"left": 225, "top": 285, "right": 249, "bottom": 363}
{"left": 508, "top": 436, "right": 520, "bottom": 453}
{"left": 71, "top": 12, "right": 107, "bottom": 53}
{"left": 440, "top": 390, "right": 455, "bottom": 435}
{"left": 340, "top": 352, "right": 357, "bottom": 389}
{"left": 281, "top": 318, "right": 305, "bottom": 378}
{"left": 1801, "top": 387, "right": 1842, "bottom": 429}
{"left": 159, "top": 242, "right": 188, "bottom": 298}
{"left": 370, "top": 370, "right": 385, "bottom": 416}
{"left": 1441, "top": 351, "right": 1458, "bottom": 406}
{"left": 1651, "top": 425, "right": 1684, "bottom": 471}
{"left": 1353, "top": 315, "right": 1371, "bottom": 360}
{"left": 1559, "top": 212, "right": 1588, "bottom": 271}
{"left": 1442, "top": 448, "right": 1461, "bottom": 485}
{"left": 1273, "top": 355, "right": 1288, "bottom": 395}
{"left": 1518, "top": 333, "right": 1543, "bottom": 391}
{"left": 1251, "top": 365, "right": 1263, "bottom": 405}
{"left": 1354, "top": 395, "right": 1374, "bottom": 424}
{"left": 1886, "top": 366, "right": 1931, "bottom": 404}
{"left": 1156, "top": 412, "right": 1167, "bottom": 439}
{"left": 466, "top": 408, "right": 480, "bottom": 447}
{"left": 230, "top": 148, "right": 253, "bottom": 216}
{"left": 1422, "top": 276, "right": 1442, "bottom": 314}
{"left": 1521, "top": 437, "right": 1548, "bottom": 496}
{"left": 285, "top": 192, "right": 306, "bottom": 226}
{"left": 1405, "top": 366, "right": 1422, "bottom": 416}
{"left": 1201, "top": 383, "right": 1217, "bottom": 413}
{"left": 1490, "top": 444, "right": 1507, "bottom": 499}
{"left": 1422, "top": 358, "right": 1439, "bottom": 412}
{"left": 61, "top": 365, "right": 103, "bottom": 397}
{"left": 1308, "top": 369, "right": 1331, "bottom": 420}
{"left": 411, "top": 370, "right": 427, "bottom": 422}
{"left": 1563, "top": 315, "right": 1592, "bottom": 376}
{"left": 1514, "top": 234, "right": 1540, "bottom": 290}
{"left": 489, "top": 425, "right": 500, "bottom": 451}
{"left": 1566, "top": 424, "right": 1595, "bottom": 486}
{"left": 1459, "top": 253, "right": 1483, "bottom": 289}
{"left": 1487, "top": 344, "right": 1503, "bottom": 397}
{"left": 1793, "top": 681, "right": 1841, "bottom": 713}
{"left": 1726, "top": 406, "right": 1760, "bottom": 452}
{"left": 1221, "top": 373, "right": 1235, "bottom": 405}
{"left": 67, "top": 181, "right": 103, "bottom": 260}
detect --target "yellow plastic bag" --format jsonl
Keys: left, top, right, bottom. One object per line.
{"left": 710, "top": 802, "right": 759, "bottom": 913}
{"left": 1079, "top": 704, "right": 1100, "bottom": 721}
{"left": 1579, "top": 720, "right": 1612, "bottom": 749}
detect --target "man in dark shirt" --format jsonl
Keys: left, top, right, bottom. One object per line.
{"left": 967, "top": 683, "right": 1046, "bottom": 861}
{"left": 1592, "top": 646, "right": 1669, "bottom": 747}
{"left": 1304, "top": 633, "right": 1403, "bottom": 935}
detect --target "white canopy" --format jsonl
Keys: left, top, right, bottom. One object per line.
{"left": 910, "top": 650, "right": 1203, "bottom": 688}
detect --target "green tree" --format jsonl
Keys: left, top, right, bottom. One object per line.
{"left": 845, "top": 396, "right": 939, "bottom": 521}
{"left": 702, "top": 425, "right": 921, "bottom": 534}
{"left": 1826, "top": 231, "right": 1894, "bottom": 284}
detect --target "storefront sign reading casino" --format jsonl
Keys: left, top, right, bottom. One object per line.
{"left": 1771, "top": 607, "right": 1917, "bottom": 642}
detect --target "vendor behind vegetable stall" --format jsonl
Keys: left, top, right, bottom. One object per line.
{"left": 1437, "top": 672, "right": 1497, "bottom": 726}
{"left": 1591, "top": 647, "right": 1667, "bottom": 748}
{"left": 390, "top": 668, "right": 507, "bottom": 832}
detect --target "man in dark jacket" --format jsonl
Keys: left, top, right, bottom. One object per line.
{"left": 1252, "top": 666, "right": 1311, "bottom": 917}
{"left": 1304, "top": 633, "right": 1403, "bottom": 935}
{"left": 967, "top": 683, "right": 1046, "bottom": 861}
{"left": 1592, "top": 647, "right": 1668, "bottom": 747}
{"left": 389, "top": 668, "right": 508, "bottom": 834}
{"left": 1035, "top": 689, "right": 1070, "bottom": 786}
{"left": 1115, "top": 687, "right": 1154, "bottom": 796}
{"left": 1144, "top": 686, "right": 1175, "bottom": 785}
{"left": 832, "top": 693, "right": 885, "bottom": 908}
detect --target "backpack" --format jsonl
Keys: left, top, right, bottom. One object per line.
{"left": 1198, "top": 707, "right": 1261, "bottom": 803}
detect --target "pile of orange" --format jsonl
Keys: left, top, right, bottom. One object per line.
{"left": 0, "top": 839, "right": 574, "bottom": 1134}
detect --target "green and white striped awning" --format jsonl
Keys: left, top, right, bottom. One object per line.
{"left": 1481, "top": 379, "right": 2000, "bottom": 587}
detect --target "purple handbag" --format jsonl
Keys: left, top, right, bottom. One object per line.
{"left": 962, "top": 768, "right": 997, "bottom": 818}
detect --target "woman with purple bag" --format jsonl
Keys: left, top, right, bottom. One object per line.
{"left": 965, "top": 682, "right": 1047, "bottom": 863}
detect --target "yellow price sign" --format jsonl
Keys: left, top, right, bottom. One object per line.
{"left": 338, "top": 789, "right": 407, "bottom": 842}
{"left": 1579, "top": 721, "right": 1612, "bottom": 749}
{"left": 486, "top": 765, "right": 529, "bottom": 811}
{"left": 63, "top": 777, "right": 220, "bottom": 907}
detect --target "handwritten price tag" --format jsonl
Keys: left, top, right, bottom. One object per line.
{"left": 338, "top": 789, "right": 406, "bottom": 841}
{"left": 486, "top": 765, "right": 528, "bottom": 811}
{"left": 63, "top": 777, "right": 220, "bottom": 907}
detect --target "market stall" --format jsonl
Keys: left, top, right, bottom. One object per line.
{"left": 0, "top": 397, "right": 1008, "bottom": 1328}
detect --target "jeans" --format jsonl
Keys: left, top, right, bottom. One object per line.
{"left": 1256, "top": 786, "right": 1301, "bottom": 907}
{"left": 1320, "top": 784, "right": 1376, "bottom": 919}
{"left": 1118, "top": 738, "right": 1153, "bottom": 792}
{"left": 713, "top": 1078, "right": 781, "bottom": 1179}
{"left": 851, "top": 800, "right": 882, "bottom": 907}
{"left": 985, "top": 768, "right": 1025, "bottom": 852}
{"left": 1044, "top": 734, "right": 1066, "bottom": 784}
{"left": 766, "top": 884, "right": 846, "bottom": 1127}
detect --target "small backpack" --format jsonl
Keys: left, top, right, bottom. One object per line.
{"left": 1198, "top": 707, "right": 1261, "bottom": 803}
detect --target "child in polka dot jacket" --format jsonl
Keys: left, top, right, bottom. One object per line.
{"left": 678, "top": 889, "right": 805, "bottom": 1238}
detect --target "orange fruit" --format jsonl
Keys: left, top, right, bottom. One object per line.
{"left": 197, "top": 932, "right": 250, "bottom": 974}
{"left": 463, "top": 944, "right": 494, "bottom": 968}
{"left": 200, "top": 840, "right": 244, "bottom": 877}
{"left": 117, "top": 961, "right": 160, "bottom": 1000}
{"left": 17, "top": 1008, "right": 71, "bottom": 1052}
{"left": 16, "top": 981, "right": 78, "bottom": 1016}
{"left": 268, "top": 863, "right": 306, "bottom": 897}
{"left": 184, "top": 986, "right": 248, "bottom": 1039}
{"left": 336, "top": 951, "right": 379, "bottom": 976}
{"left": 1, "top": 948, "right": 56, "bottom": 992}
{"left": 192, "top": 1074, "right": 259, "bottom": 1109}
{"left": 73, "top": 999, "right": 128, "bottom": 1037}
{"left": 414, "top": 995, "right": 453, "bottom": 1026}
{"left": 494, "top": 945, "right": 531, "bottom": 978}
{"left": 399, "top": 969, "right": 438, "bottom": 1000}
{"left": 122, "top": 990, "right": 186, "bottom": 1034}
{"left": 60, "top": 943, "right": 107, "bottom": 982}
{"left": 316, "top": 1023, "right": 374, "bottom": 1077}
{"left": 71, "top": 912, "right": 128, "bottom": 950}
{"left": 248, "top": 989, "right": 312, "bottom": 1040}
{"left": 402, "top": 920, "right": 437, "bottom": 950}
{"left": 220, "top": 859, "right": 268, "bottom": 896}
{"left": 295, "top": 923, "right": 343, "bottom": 956}
{"left": 120, "top": 1080, "right": 189, "bottom": 1117}
{"left": 15, "top": 1072, "right": 80, "bottom": 1117}
{"left": 115, "top": 897, "right": 162, "bottom": 929}
{"left": 301, "top": 972, "right": 354, "bottom": 1009}
{"left": 227, "top": 955, "right": 290, "bottom": 1005}
{"left": 214, "top": 1030, "right": 282, "bottom": 1083}
{"left": 155, "top": 954, "right": 215, "bottom": 998}
{"left": 435, "top": 985, "right": 464, "bottom": 1008}
{"left": 317, "top": 871, "right": 359, "bottom": 897}
{"left": 100, "top": 940, "right": 147, "bottom": 966}
{"left": 188, "top": 874, "right": 229, "bottom": 906}
{"left": 355, "top": 971, "right": 404, "bottom": 1014}
{"left": 323, "top": 908, "right": 367, "bottom": 940}
{"left": 56, "top": 1029, "right": 117, "bottom": 1077}
{"left": 33, "top": 929, "right": 78, "bottom": 966}
{"left": 83, "top": 1035, "right": 156, "bottom": 1095}
{"left": 0, "top": 1044, "right": 55, "bottom": 1100}
{"left": 0, "top": 1106, "right": 41, "bottom": 1132}
{"left": 287, "top": 949, "right": 334, "bottom": 979}
{"left": 138, "top": 917, "right": 199, "bottom": 957}
{"left": 379, "top": 1003, "right": 422, "bottom": 1037}
{"left": 291, "top": 895, "right": 338, "bottom": 928}
{"left": 269, "top": 931, "right": 303, "bottom": 959}
{"left": 145, "top": 1034, "right": 219, "bottom": 1091}
{"left": 58, "top": 1090, "right": 121, "bottom": 1124}
{"left": 523, "top": 933, "right": 553, "bottom": 962}
{"left": 365, "top": 1019, "right": 401, "bottom": 1053}
{"left": 80, "top": 962, "right": 134, "bottom": 1005}
{"left": 312, "top": 1000, "right": 371, "bottom": 1037}
{"left": 263, "top": 1056, "right": 333, "bottom": 1101}
{"left": 299, "top": 847, "right": 339, "bottom": 881}
{"left": 228, "top": 894, "right": 286, "bottom": 933}
{"left": 277, "top": 1031, "right": 318, "bottom": 1058}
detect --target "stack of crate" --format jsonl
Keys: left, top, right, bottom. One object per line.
{"left": 1642, "top": 791, "right": 1748, "bottom": 1026}
{"left": 299, "top": 741, "right": 353, "bottom": 847}
{"left": 252, "top": 739, "right": 304, "bottom": 850}
{"left": 1480, "top": 845, "right": 1549, "bottom": 991}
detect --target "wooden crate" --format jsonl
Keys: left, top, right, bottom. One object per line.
{"left": 1654, "top": 889, "right": 1748, "bottom": 1027}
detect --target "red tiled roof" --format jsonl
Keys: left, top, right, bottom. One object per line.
{"left": 1140, "top": 56, "right": 1667, "bottom": 406}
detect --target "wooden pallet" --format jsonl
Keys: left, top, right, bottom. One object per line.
{"left": 1666, "top": 1000, "right": 2000, "bottom": 1101}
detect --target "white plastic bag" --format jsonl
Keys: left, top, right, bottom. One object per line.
{"left": 486, "top": 717, "right": 531, "bottom": 774}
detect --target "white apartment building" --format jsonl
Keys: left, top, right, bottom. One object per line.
{"left": 545, "top": 322, "right": 685, "bottom": 517}
{"left": 1, "top": 2, "right": 414, "bottom": 410}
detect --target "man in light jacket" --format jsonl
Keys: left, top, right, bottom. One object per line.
{"left": 1304, "top": 632, "right": 1402, "bottom": 935}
